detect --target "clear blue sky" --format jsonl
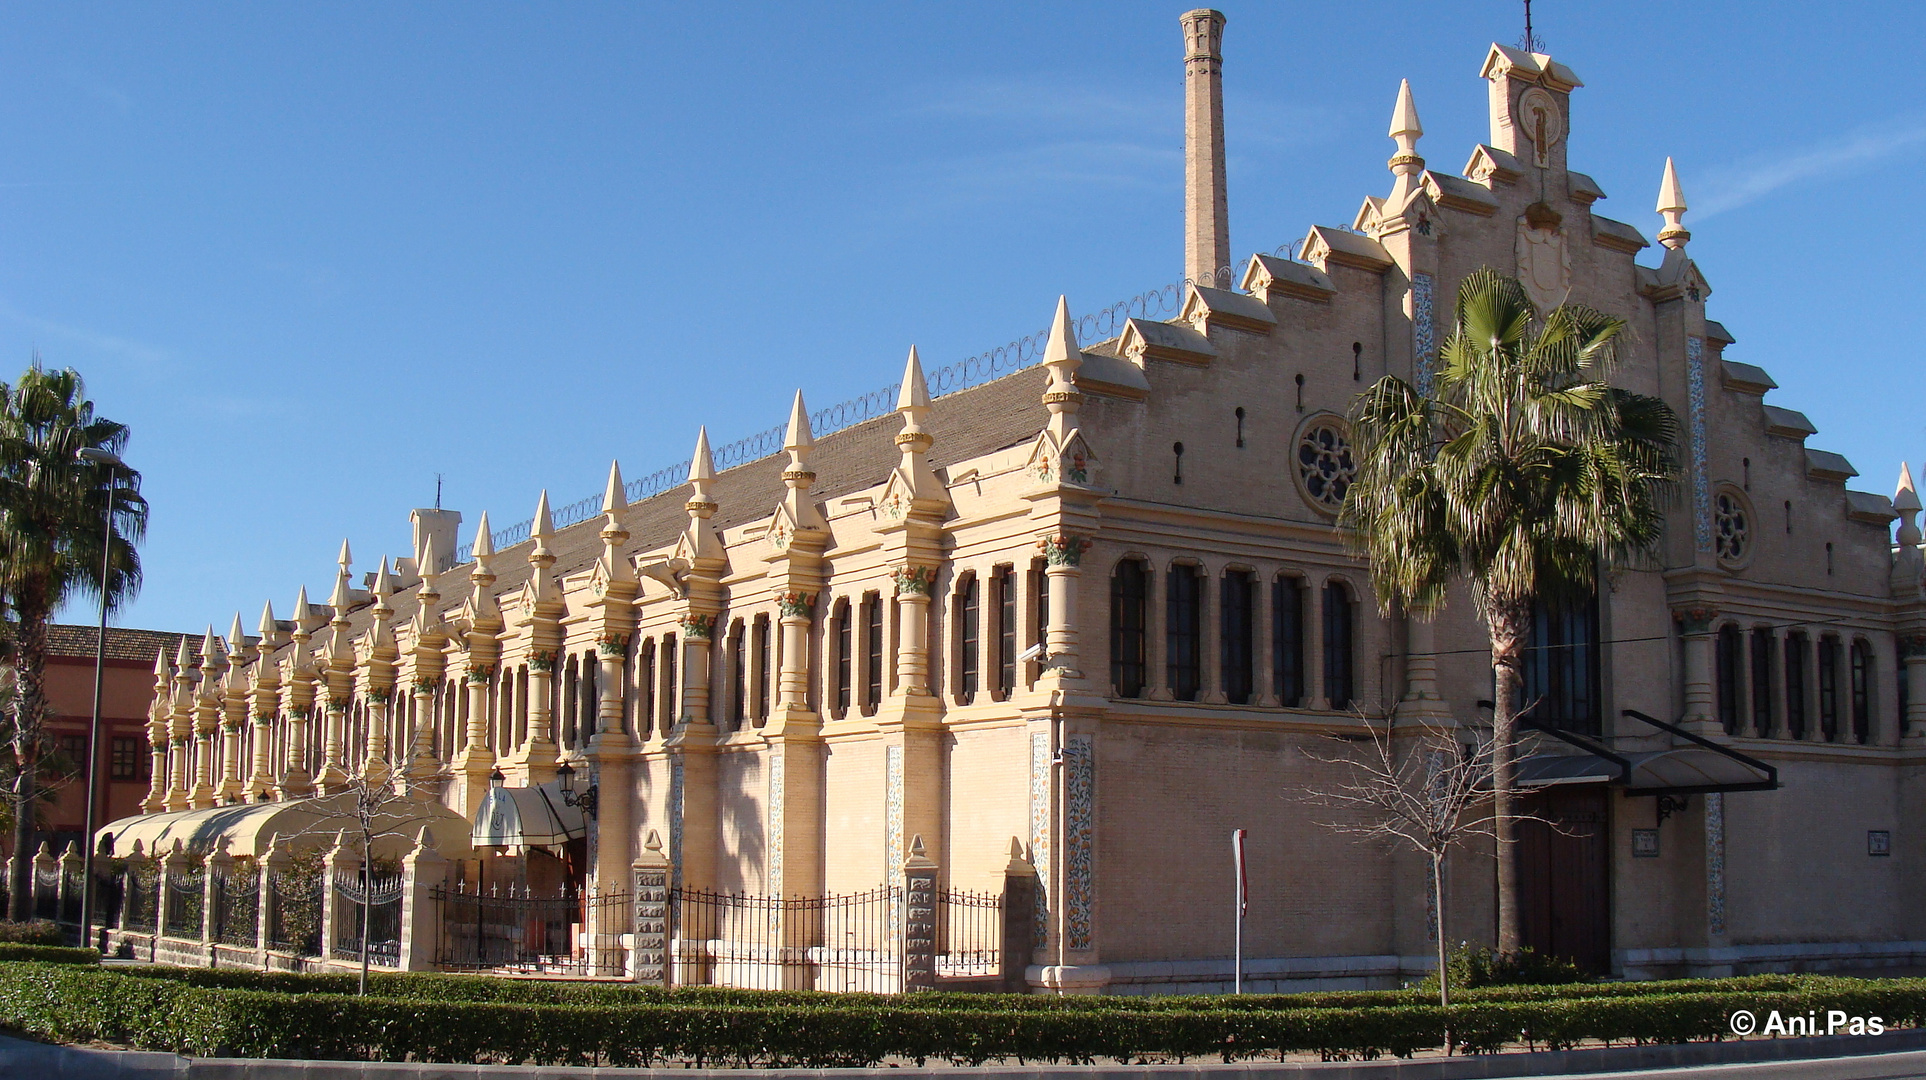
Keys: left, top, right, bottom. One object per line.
{"left": 2, "top": 2, "right": 1920, "bottom": 635}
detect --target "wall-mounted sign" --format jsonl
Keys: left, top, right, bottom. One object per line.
{"left": 1869, "top": 830, "right": 1891, "bottom": 857}
{"left": 1632, "top": 829, "right": 1660, "bottom": 858}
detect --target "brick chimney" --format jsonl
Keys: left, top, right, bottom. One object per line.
{"left": 1181, "top": 9, "right": 1229, "bottom": 287}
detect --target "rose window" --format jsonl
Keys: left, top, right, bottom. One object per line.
{"left": 1297, "top": 420, "right": 1356, "bottom": 510}
{"left": 1714, "top": 490, "right": 1749, "bottom": 566}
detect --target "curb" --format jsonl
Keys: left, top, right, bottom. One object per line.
{"left": 4, "top": 1028, "right": 1926, "bottom": 1080}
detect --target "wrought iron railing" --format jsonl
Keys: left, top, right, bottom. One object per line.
{"left": 267, "top": 867, "right": 323, "bottom": 957}
{"left": 330, "top": 869, "right": 403, "bottom": 967}
{"left": 123, "top": 866, "right": 158, "bottom": 934}
{"left": 936, "top": 887, "right": 1002, "bottom": 979}
{"left": 163, "top": 865, "right": 204, "bottom": 938}
{"left": 670, "top": 885, "right": 903, "bottom": 993}
{"left": 214, "top": 866, "right": 260, "bottom": 948}
{"left": 432, "top": 883, "right": 624, "bottom": 976}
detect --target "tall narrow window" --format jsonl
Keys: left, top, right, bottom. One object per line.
{"left": 1322, "top": 581, "right": 1354, "bottom": 709}
{"left": 639, "top": 638, "right": 657, "bottom": 738}
{"left": 729, "top": 621, "right": 746, "bottom": 727}
{"left": 1035, "top": 564, "right": 1050, "bottom": 648}
{"left": 864, "top": 594, "right": 883, "bottom": 712}
{"left": 1715, "top": 625, "right": 1742, "bottom": 736}
{"left": 1851, "top": 640, "right": 1872, "bottom": 745}
{"left": 753, "top": 615, "right": 771, "bottom": 723}
{"left": 1750, "top": 629, "right": 1773, "bottom": 737}
{"left": 1221, "top": 570, "right": 1254, "bottom": 705}
{"left": 661, "top": 633, "right": 678, "bottom": 730}
{"left": 1818, "top": 637, "right": 1839, "bottom": 741}
{"left": 1273, "top": 576, "right": 1305, "bottom": 707}
{"left": 835, "top": 599, "right": 852, "bottom": 716}
{"left": 1523, "top": 595, "right": 1601, "bottom": 736}
{"left": 1110, "top": 559, "right": 1148, "bottom": 698}
{"left": 996, "top": 568, "right": 1017, "bottom": 698}
{"left": 957, "top": 575, "right": 980, "bottom": 701}
{"left": 1783, "top": 633, "right": 1807, "bottom": 740}
{"left": 1167, "top": 564, "right": 1202, "bottom": 701}
{"left": 562, "top": 656, "right": 578, "bottom": 752}
{"left": 581, "top": 650, "right": 599, "bottom": 744}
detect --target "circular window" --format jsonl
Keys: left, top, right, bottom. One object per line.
{"left": 1714, "top": 487, "right": 1751, "bottom": 569}
{"left": 1295, "top": 415, "right": 1356, "bottom": 513}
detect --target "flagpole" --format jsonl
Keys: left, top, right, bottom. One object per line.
{"left": 1232, "top": 828, "right": 1247, "bottom": 994}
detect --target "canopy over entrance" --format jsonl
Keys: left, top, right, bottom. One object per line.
{"left": 471, "top": 782, "right": 586, "bottom": 854}
{"left": 96, "top": 793, "right": 476, "bottom": 860}
{"left": 1516, "top": 708, "right": 1779, "bottom": 797}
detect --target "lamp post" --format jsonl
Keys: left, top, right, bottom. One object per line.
{"left": 75, "top": 446, "right": 124, "bottom": 953}
{"left": 555, "top": 761, "right": 598, "bottom": 820}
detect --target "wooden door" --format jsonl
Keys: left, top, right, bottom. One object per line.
{"left": 1517, "top": 786, "right": 1611, "bottom": 973}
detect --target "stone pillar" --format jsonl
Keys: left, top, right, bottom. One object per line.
{"left": 318, "top": 696, "right": 349, "bottom": 795}
{"left": 631, "top": 833, "right": 670, "bottom": 986}
{"left": 999, "top": 838, "right": 1037, "bottom": 993}
{"left": 142, "top": 725, "right": 169, "bottom": 814}
{"left": 589, "top": 634, "right": 638, "bottom": 975}
{"left": 282, "top": 670, "right": 317, "bottom": 798}
{"left": 119, "top": 843, "right": 149, "bottom": 934}
{"left": 255, "top": 844, "right": 282, "bottom": 968}
{"left": 1200, "top": 566, "right": 1226, "bottom": 704}
{"left": 1037, "top": 534, "right": 1090, "bottom": 683}
{"left": 1146, "top": 563, "right": 1172, "bottom": 701}
{"left": 191, "top": 702, "right": 219, "bottom": 809}
{"left": 455, "top": 660, "right": 498, "bottom": 819}
{"left": 362, "top": 690, "right": 393, "bottom": 790}
{"left": 406, "top": 674, "right": 442, "bottom": 799}
{"left": 892, "top": 571, "right": 933, "bottom": 695}
{"left": 57, "top": 842, "right": 82, "bottom": 930}
{"left": 1766, "top": 628, "right": 1791, "bottom": 740}
{"left": 218, "top": 720, "right": 244, "bottom": 804}
{"left": 1675, "top": 608, "right": 1721, "bottom": 736}
{"left": 523, "top": 648, "right": 560, "bottom": 782}
{"left": 155, "top": 841, "right": 188, "bottom": 944}
{"left": 30, "top": 842, "right": 56, "bottom": 918}
{"left": 248, "top": 711, "right": 276, "bottom": 801}
{"left": 1180, "top": 8, "right": 1229, "bottom": 287}
{"left": 397, "top": 827, "right": 448, "bottom": 972}
{"left": 320, "top": 833, "right": 361, "bottom": 964}
{"left": 901, "top": 835, "right": 938, "bottom": 993}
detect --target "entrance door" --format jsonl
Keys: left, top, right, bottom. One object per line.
{"left": 1517, "top": 786, "right": 1610, "bottom": 973}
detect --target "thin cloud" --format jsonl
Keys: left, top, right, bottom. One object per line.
{"left": 0, "top": 302, "right": 173, "bottom": 369}
{"left": 1695, "top": 119, "right": 1926, "bottom": 220}
{"left": 903, "top": 79, "right": 1174, "bottom": 133}
{"left": 911, "top": 140, "right": 1178, "bottom": 210}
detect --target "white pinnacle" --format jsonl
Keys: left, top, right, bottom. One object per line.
{"left": 783, "top": 390, "right": 814, "bottom": 451}
{"left": 602, "top": 461, "right": 627, "bottom": 514}
{"left": 1389, "top": 79, "right": 1422, "bottom": 140}
{"left": 897, "top": 346, "right": 931, "bottom": 413}
{"left": 689, "top": 427, "right": 715, "bottom": 484}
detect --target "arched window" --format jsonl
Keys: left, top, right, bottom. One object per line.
{"left": 863, "top": 594, "right": 883, "bottom": 713}
{"left": 1221, "top": 569, "right": 1255, "bottom": 705}
{"left": 996, "top": 567, "right": 1017, "bottom": 699}
{"left": 1166, "top": 563, "right": 1202, "bottom": 701}
{"left": 1715, "top": 625, "right": 1742, "bottom": 736}
{"left": 1524, "top": 595, "right": 1601, "bottom": 735}
{"left": 1749, "top": 630, "right": 1773, "bottom": 737}
{"left": 956, "top": 574, "right": 980, "bottom": 702}
{"left": 580, "top": 650, "right": 599, "bottom": 744}
{"left": 1851, "top": 639, "right": 1873, "bottom": 745}
{"left": 660, "top": 633, "right": 678, "bottom": 731}
{"left": 562, "top": 655, "right": 579, "bottom": 752}
{"left": 497, "top": 671, "right": 515, "bottom": 754}
{"left": 1110, "top": 559, "right": 1148, "bottom": 698}
{"left": 753, "top": 615, "right": 771, "bottom": 724}
{"left": 1784, "top": 633, "right": 1807, "bottom": 740}
{"left": 1818, "top": 637, "right": 1840, "bottom": 741}
{"left": 515, "top": 665, "right": 530, "bottom": 750}
{"left": 1322, "top": 580, "right": 1355, "bottom": 709}
{"left": 834, "top": 598, "right": 852, "bottom": 717}
{"left": 1273, "top": 576, "right": 1305, "bottom": 707}
{"left": 728, "top": 620, "right": 746, "bottom": 728}
{"left": 638, "top": 638, "right": 656, "bottom": 739}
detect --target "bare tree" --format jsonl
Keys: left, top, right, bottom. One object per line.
{"left": 1302, "top": 716, "right": 1495, "bottom": 1008}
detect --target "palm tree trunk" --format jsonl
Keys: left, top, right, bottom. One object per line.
{"left": 7, "top": 609, "right": 49, "bottom": 921}
{"left": 1487, "top": 601, "right": 1530, "bottom": 954}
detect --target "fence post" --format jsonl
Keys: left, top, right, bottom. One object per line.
{"left": 257, "top": 838, "right": 286, "bottom": 969}
{"left": 203, "top": 839, "right": 233, "bottom": 965}
{"left": 1000, "top": 836, "right": 1037, "bottom": 993}
{"left": 631, "top": 830, "right": 670, "bottom": 986}
{"left": 901, "top": 834, "right": 937, "bottom": 993}
{"left": 118, "top": 841, "right": 148, "bottom": 934}
{"left": 398, "top": 826, "right": 447, "bottom": 972}
{"left": 156, "top": 840, "right": 188, "bottom": 942}
{"left": 31, "top": 841, "right": 57, "bottom": 920}
{"left": 320, "top": 831, "right": 360, "bottom": 966}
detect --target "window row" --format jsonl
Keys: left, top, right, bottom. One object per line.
{"left": 1715, "top": 626, "right": 1891, "bottom": 744}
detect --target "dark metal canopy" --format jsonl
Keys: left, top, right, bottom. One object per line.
{"left": 1514, "top": 708, "right": 1779, "bottom": 797}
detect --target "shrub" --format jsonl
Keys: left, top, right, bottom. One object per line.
{"left": 1419, "top": 944, "right": 1587, "bottom": 993}
{"left": 0, "top": 920, "right": 66, "bottom": 945}
{"left": 0, "top": 944, "right": 98, "bottom": 965}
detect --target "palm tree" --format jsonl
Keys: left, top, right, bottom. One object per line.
{"left": 1340, "top": 267, "right": 1676, "bottom": 953}
{"left": 0, "top": 364, "right": 146, "bottom": 920}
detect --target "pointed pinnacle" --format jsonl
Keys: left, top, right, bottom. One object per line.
{"left": 337, "top": 538, "right": 353, "bottom": 570}
{"left": 259, "top": 600, "right": 277, "bottom": 638}
{"left": 688, "top": 427, "right": 715, "bottom": 483}
{"left": 897, "top": 346, "right": 931, "bottom": 412}
{"left": 1389, "top": 79, "right": 1422, "bottom": 139}
{"left": 602, "top": 460, "right": 627, "bottom": 513}
{"left": 154, "top": 647, "right": 171, "bottom": 678}
{"left": 419, "top": 529, "right": 443, "bottom": 580}
{"left": 1897, "top": 462, "right": 1922, "bottom": 512}
{"left": 1043, "top": 295, "right": 1081, "bottom": 365}
{"left": 783, "top": 390, "right": 814, "bottom": 451}
{"left": 175, "top": 635, "right": 194, "bottom": 670}
{"left": 328, "top": 561, "right": 354, "bottom": 611}
{"left": 201, "top": 625, "right": 222, "bottom": 665}
{"left": 229, "top": 612, "right": 247, "bottom": 653}
{"left": 1657, "top": 157, "right": 1687, "bottom": 214}
{"left": 532, "top": 491, "right": 554, "bottom": 538}
{"left": 292, "top": 585, "right": 313, "bottom": 622}
{"left": 374, "top": 557, "right": 396, "bottom": 597}
{"left": 471, "top": 511, "right": 495, "bottom": 560}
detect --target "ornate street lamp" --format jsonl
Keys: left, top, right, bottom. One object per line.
{"left": 555, "top": 761, "right": 598, "bottom": 820}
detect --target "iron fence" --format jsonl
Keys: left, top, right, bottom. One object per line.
{"left": 123, "top": 865, "right": 157, "bottom": 934}
{"left": 213, "top": 866, "right": 260, "bottom": 948}
{"left": 33, "top": 866, "right": 59, "bottom": 922}
{"left": 163, "top": 865, "right": 204, "bottom": 938}
{"left": 671, "top": 886, "right": 901, "bottom": 993}
{"left": 432, "top": 883, "right": 625, "bottom": 975}
{"left": 330, "top": 869, "right": 402, "bottom": 967}
{"left": 936, "top": 888, "right": 1002, "bottom": 979}
{"left": 267, "top": 867, "right": 323, "bottom": 957}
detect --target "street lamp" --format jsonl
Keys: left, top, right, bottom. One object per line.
{"left": 554, "top": 761, "right": 598, "bottom": 820}
{"left": 75, "top": 446, "right": 124, "bottom": 953}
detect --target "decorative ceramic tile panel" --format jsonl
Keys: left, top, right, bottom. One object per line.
{"left": 767, "top": 749, "right": 785, "bottom": 895}
{"left": 884, "top": 745, "right": 904, "bottom": 878}
{"left": 1063, "top": 735, "right": 1094, "bottom": 952}
{"left": 1412, "top": 272, "right": 1436, "bottom": 397}
{"left": 668, "top": 758, "right": 685, "bottom": 890}
{"left": 1705, "top": 792, "right": 1726, "bottom": 936}
{"left": 1687, "top": 336, "right": 1712, "bottom": 552}
{"left": 1029, "top": 732, "right": 1051, "bottom": 946}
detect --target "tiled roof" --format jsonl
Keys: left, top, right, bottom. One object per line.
{"left": 46, "top": 625, "right": 197, "bottom": 664}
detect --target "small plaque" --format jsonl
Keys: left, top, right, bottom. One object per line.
{"left": 1632, "top": 829, "right": 1660, "bottom": 858}
{"left": 1868, "top": 830, "right": 1891, "bottom": 857}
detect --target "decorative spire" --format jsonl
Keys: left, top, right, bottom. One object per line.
{"left": 689, "top": 426, "right": 715, "bottom": 488}
{"left": 1657, "top": 157, "right": 1690, "bottom": 250}
{"left": 201, "top": 626, "right": 225, "bottom": 675}
{"left": 886, "top": 346, "right": 946, "bottom": 516}
{"left": 602, "top": 460, "right": 627, "bottom": 514}
{"left": 258, "top": 600, "right": 277, "bottom": 640}
{"left": 417, "top": 530, "right": 444, "bottom": 596}
{"left": 328, "top": 540, "right": 355, "bottom": 612}
{"left": 372, "top": 557, "right": 396, "bottom": 615}
{"left": 784, "top": 390, "right": 814, "bottom": 454}
{"left": 599, "top": 461, "right": 634, "bottom": 583}
{"left": 228, "top": 613, "right": 247, "bottom": 658}
{"left": 897, "top": 346, "right": 931, "bottom": 431}
{"left": 1896, "top": 462, "right": 1922, "bottom": 547}
{"left": 531, "top": 490, "right": 554, "bottom": 555}
{"left": 1041, "top": 296, "right": 1084, "bottom": 439}
{"left": 291, "top": 586, "right": 314, "bottom": 636}
{"left": 1387, "top": 79, "right": 1425, "bottom": 203}
{"left": 470, "top": 510, "right": 498, "bottom": 590}
{"left": 470, "top": 511, "right": 495, "bottom": 563}
{"left": 683, "top": 426, "right": 724, "bottom": 563}
{"left": 777, "top": 391, "right": 826, "bottom": 536}
{"left": 153, "top": 647, "right": 171, "bottom": 680}
{"left": 174, "top": 634, "right": 195, "bottom": 682}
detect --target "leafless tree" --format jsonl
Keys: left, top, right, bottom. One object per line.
{"left": 1302, "top": 716, "right": 1496, "bottom": 1008}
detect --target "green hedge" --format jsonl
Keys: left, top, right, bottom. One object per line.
{"left": 0, "top": 943, "right": 98, "bottom": 965}
{"left": 1, "top": 962, "right": 1921, "bottom": 1066}
{"left": 0, "top": 920, "right": 67, "bottom": 945}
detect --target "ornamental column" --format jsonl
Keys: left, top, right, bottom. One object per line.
{"left": 247, "top": 603, "right": 282, "bottom": 800}
{"left": 191, "top": 628, "right": 225, "bottom": 808}
{"left": 759, "top": 405, "right": 830, "bottom": 901}
{"left": 317, "top": 542, "right": 360, "bottom": 794}
{"left": 670, "top": 429, "right": 733, "bottom": 893}
{"left": 515, "top": 505, "right": 564, "bottom": 785}
{"left": 454, "top": 513, "right": 505, "bottom": 818}
{"left": 587, "top": 461, "right": 642, "bottom": 975}
{"left": 220, "top": 616, "right": 250, "bottom": 804}
{"left": 141, "top": 650, "right": 171, "bottom": 814}
{"left": 1675, "top": 607, "right": 1721, "bottom": 737}
{"left": 359, "top": 560, "right": 401, "bottom": 790}
{"left": 280, "top": 586, "right": 320, "bottom": 798}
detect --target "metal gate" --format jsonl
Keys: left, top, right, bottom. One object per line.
{"left": 670, "top": 886, "right": 902, "bottom": 993}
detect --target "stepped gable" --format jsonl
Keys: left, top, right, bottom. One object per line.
{"left": 260, "top": 366, "right": 1049, "bottom": 663}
